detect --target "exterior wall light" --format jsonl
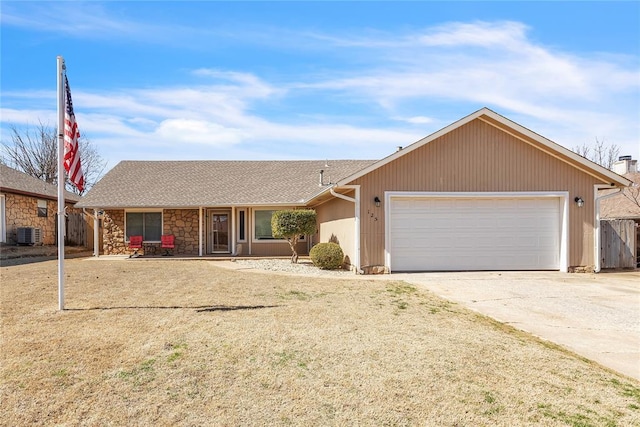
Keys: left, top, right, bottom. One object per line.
{"left": 574, "top": 197, "right": 584, "bottom": 208}
{"left": 374, "top": 196, "right": 381, "bottom": 207}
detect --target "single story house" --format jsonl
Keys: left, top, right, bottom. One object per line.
{"left": 76, "top": 108, "right": 632, "bottom": 273}
{"left": 0, "top": 164, "right": 82, "bottom": 245}
{"left": 600, "top": 156, "right": 639, "bottom": 267}
{"left": 601, "top": 157, "right": 640, "bottom": 221}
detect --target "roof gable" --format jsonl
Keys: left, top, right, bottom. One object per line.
{"left": 336, "top": 108, "right": 632, "bottom": 188}
{"left": 0, "top": 164, "right": 79, "bottom": 202}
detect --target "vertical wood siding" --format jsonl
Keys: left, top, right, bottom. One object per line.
{"left": 65, "top": 212, "right": 87, "bottom": 246}
{"left": 349, "top": 119, "right": 605, "bottom": 269}
{"left": 600, "top": 219, "right": 637, "bottom": 269}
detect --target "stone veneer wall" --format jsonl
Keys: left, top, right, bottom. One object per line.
{"left": 103, "top": 209, "right": 127, "bottom": 255}
{"left": 164, "top": 209, "right": 199, "bottom": 255}
{"left": 3, "top": 193, "right": 77, "bottom": 245}
{"left": 102, "top": 209, "right": 200, "bottom": 256}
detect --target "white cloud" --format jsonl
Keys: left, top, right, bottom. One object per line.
{"left": 393, "top": 116, "right": 435, "bottom": 125}
{"left": 191, "top": 69, "right": 281, "bottom": 98}
{"left": 154, "top": 119, "right": 246, "bottom": 146}
{"left": 0, "top": 108, "right": 57, "bottom": 127}
{"left": 417, "top": 21, "right": 530, "bottom": 50}
{"left": 2, "top": 19, "right": 638, "bottom": 164}
{"left": 295, "top": 21, "right": 638, "bottom": 159}
{"left": 1, "top": 3, "right": 134, "bottom": 36}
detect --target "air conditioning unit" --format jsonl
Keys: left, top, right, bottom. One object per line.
{"left": 17, "top": 227, "right": 42, "bottom": 245}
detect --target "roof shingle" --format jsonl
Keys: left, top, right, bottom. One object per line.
{"left": 0, "top": 164, "right": 80, "bottom": 202}
{"left": 600, "top": 172, "right": 640, "bottom": 220}
{"left": 75, "top": 160, "right": 375, "bottom": 208}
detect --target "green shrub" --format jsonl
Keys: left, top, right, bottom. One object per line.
{"left": 271, "top": 209, "right": 317, "bottom": 264}
{"left": 310, "top": 242, "right": 344, "bottom": 270}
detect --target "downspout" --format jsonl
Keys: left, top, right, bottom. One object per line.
{"left": 593, "top": 185, "right": 623, "bottom": 272}
{"left": 330, "top": 185, "right": 362, "bottom": 274}
{"left": 83, "top": 208, "right": 100, "bottom": 257}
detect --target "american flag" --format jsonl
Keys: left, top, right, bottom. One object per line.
{"left": 64, "top": 75, "right": 85, "bottom": 192}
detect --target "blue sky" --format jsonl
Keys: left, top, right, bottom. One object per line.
{"left": 1, "top": 1, "right": 639, "bottom": 173}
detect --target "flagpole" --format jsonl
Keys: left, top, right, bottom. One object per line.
{"left": 57, "top": 56, "right": 66, "bottom": 311}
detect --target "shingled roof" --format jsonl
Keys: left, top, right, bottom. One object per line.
{"left": 75, "top": 160, "right": 375, "bottom": 208}
{"left": 600, "top": 172, "right": 640, "bottom": 220}
{"left": 0, "top": 164, "right": 80, "bottom": 203}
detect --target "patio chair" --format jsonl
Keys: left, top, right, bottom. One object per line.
{"left": 128, "top": 235, "right": 143, "bottom": 258}
{"left": 161, "top": 234, "right": 175, "bottom": 256}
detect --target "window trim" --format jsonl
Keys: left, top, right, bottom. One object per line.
{"left": 37, "top": 199, "right": 48, "bottom": 218}
{"left": 124, "top": 209, "right": 163, "bottom": 243}
{"left": 237, "top": 208, "right": 247, "bottom": 243}
{"left": 0, "top": 195, "right": 5, "bottom": 243}
{"left": 252, "top": 208, "right": 306, "bottom": 244}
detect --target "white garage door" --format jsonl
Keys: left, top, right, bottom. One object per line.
{"left": 389, "top": 196, "right": 561, "bottom": 271}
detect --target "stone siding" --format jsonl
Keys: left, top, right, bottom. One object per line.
{"left": 102, "top": 209, "right": 200, "bottom": 256}
{"left": 164, "top": 209, "right": 199, "bottom": 255}
{"left": 2, "top": 192, "right": 77, "bottom": 245}
{"left": 103, "top": 209, "right": 127, "bottom": 255}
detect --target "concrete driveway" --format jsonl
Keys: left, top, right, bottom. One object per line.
{"left": 394, "top": 270, "right": 640, "bottom": 381}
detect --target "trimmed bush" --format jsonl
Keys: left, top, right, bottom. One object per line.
{"left": 310, "top": 242, "right": 344, "bottom": 270}
{"left": 271, "top": 209, "right": 317, "bottom": 263}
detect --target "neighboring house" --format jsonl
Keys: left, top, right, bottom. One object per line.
{"left": 76, "top": 108, "right": 632, "bottom": 273}
{"left": 601, "top": 157, "right": 640, "bottom": 221}
{"left": 600, "top": 156, "right": 640, "bottom": 267}
{"left": 0, "top": 164, "right": 81, "bottom": 245}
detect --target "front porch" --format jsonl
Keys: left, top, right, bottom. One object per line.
{"left": 99, "top": 207, "right": 312, "bottom": 258}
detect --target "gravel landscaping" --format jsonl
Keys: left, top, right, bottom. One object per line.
{"left": 233, "top": 258, "right": 355, "bottom": 277}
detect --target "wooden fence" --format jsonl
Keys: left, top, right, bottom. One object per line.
{"left": 55, "top": 213, "right": 87, "bottom": 247}
{"left": 600, "top": 219, "right": 637, "bottom": 269}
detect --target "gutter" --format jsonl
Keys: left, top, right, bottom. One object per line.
{"left": 329, "top": 186, "right": 363, "bottom": 274}
{"left": 2, "top": 187, "right": 79, "bottom": 204}
{"left": 75, "top": 201, "right": 309, "bottom": 210}
{"left": 593, "top": 185, "right": 624, "bottom": 272}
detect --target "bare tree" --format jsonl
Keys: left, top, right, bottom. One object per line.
{"left": 573, "top": 138, "right": 620, "bottom": 170}
{"left": 622, "top": 183, "right": 640, "bottom": 208}
{"left": 1, "top": 121, "right": 106, "bottom": 195}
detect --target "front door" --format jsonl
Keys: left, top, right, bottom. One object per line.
{"left": 208, "top": 211, "right": 230, "bottom": 253}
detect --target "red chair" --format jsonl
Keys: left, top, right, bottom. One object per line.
{"left": 161, "top": 234, "right": 175, "bottom": 256}
{"left": 128, "top": 235, "right": 143, "bottom": 258}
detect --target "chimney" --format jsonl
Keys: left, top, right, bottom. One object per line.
{"left": 612, "top": 155, "right": 638, "bottom": 174}
{"left": 319, "top": 169, "right": 324, "bottom": 186}
{"left": 397, "top": 146, "right": 403, "bottom": 152}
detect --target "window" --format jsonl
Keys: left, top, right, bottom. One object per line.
{"left": 37, "top": 199, "right": 48, "bottom": 217}
{"left": 238, "top": 209, "right": 247, "bottom": 242}
{"left": 253, "top": 209, "right": 306, "bottom": 242}
{"left": 126, "top": 211, "right": 162, "bottom": 241}
{"left": 254, "top": 210, "right": 276, "bottom": 240}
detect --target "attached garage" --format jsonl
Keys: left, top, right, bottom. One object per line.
{"left": 386, "top": 193, "right": 568, "bottom": 272}
{"left": 312, "top": 108, "right": 632, "bottom": 273}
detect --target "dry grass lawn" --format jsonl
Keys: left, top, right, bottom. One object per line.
{"left": 1, "top": 259, "right": 639, "bottom": 426}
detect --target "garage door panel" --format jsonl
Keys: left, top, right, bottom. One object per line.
{"left": 389, "top": 196, "right": 561, "bottom": 271}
